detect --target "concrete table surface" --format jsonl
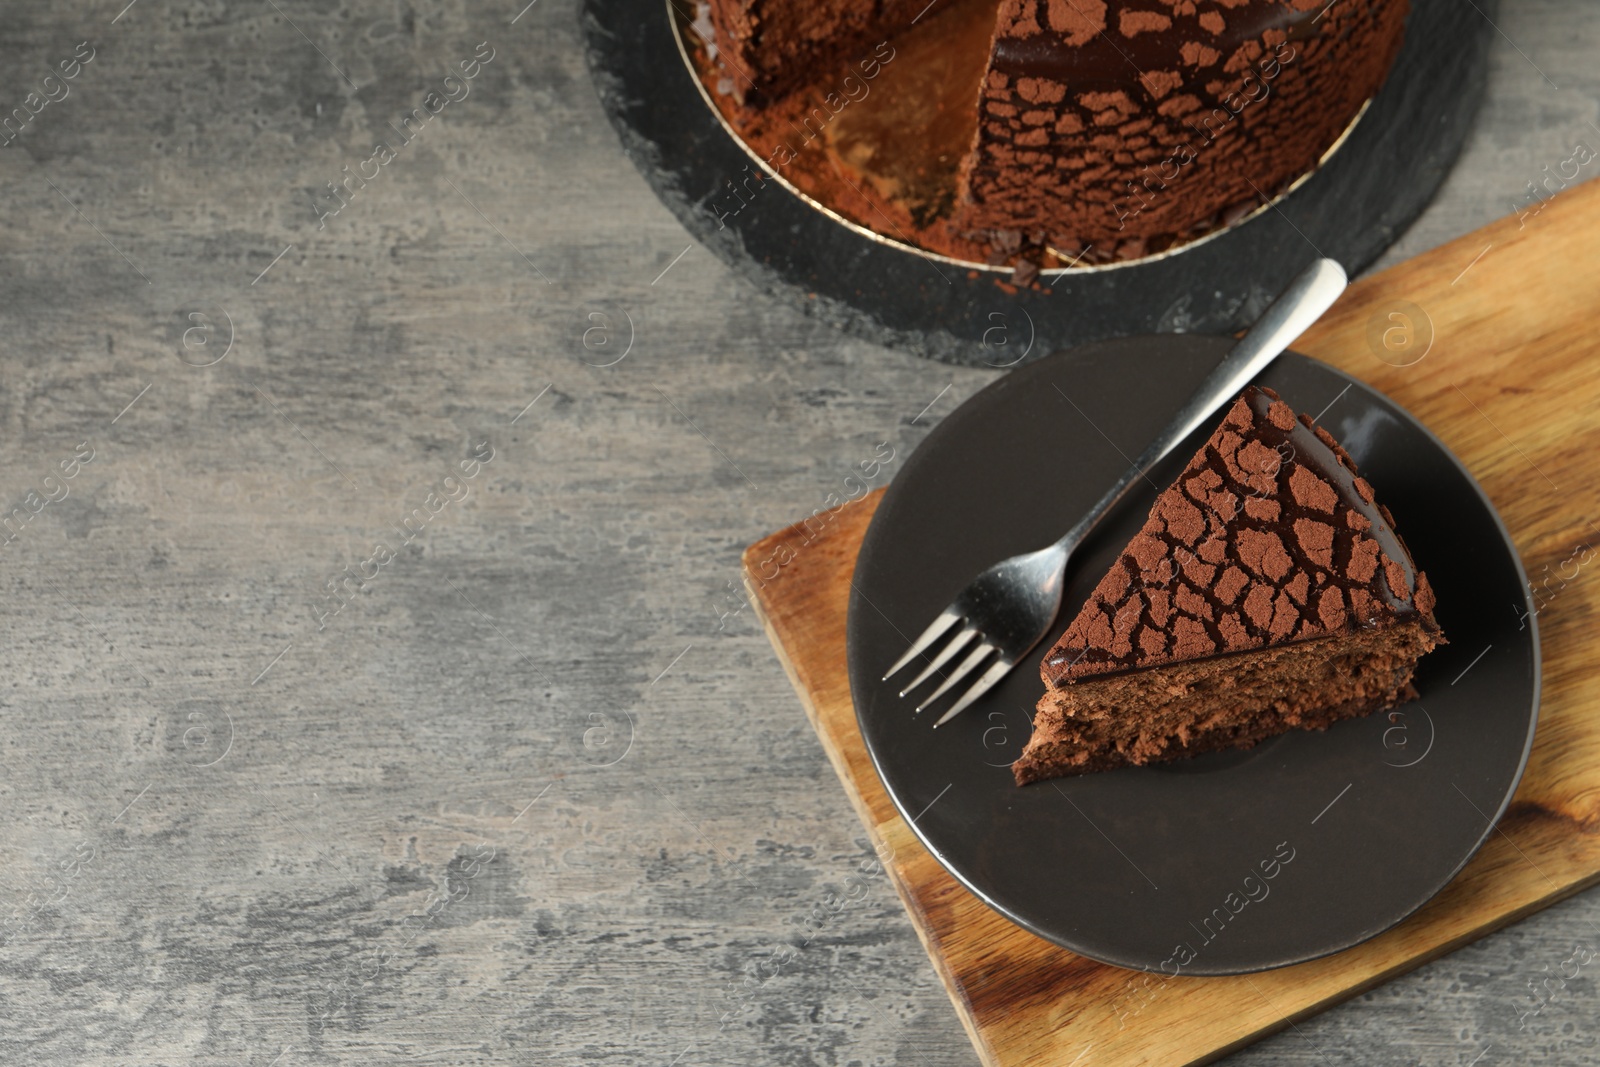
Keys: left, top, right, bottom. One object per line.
{"left": 0, "top": 1, "right": 1596, "bottom": 1064}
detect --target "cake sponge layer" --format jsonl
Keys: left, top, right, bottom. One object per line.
{"left": 1013, "top": 621, "right": 1439, "bottom": 785}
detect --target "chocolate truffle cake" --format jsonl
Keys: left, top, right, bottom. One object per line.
{"left": 1012, "top": 386, "right": 1443, "bottom": 786}
{"left": 705, "top": 0, "right": 1409, "bottom": 264}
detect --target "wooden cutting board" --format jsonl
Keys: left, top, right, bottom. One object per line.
{"left": 742, "top": 177, "right": 1600, "bottom": 1066}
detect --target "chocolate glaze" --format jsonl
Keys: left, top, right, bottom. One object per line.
{"left": 1042, "top": 386, "right": 1440, "bottom": 686}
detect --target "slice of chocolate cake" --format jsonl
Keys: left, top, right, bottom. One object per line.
{"left": 1013, "top": 386, "right": 1443, "bottom": 786}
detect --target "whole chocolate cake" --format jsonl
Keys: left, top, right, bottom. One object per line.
{"left": 1012, "top": 386, "right": 1443, "bottom": 785}
{"left": 705, "top": 0, "right": 1409, "bottom": 264}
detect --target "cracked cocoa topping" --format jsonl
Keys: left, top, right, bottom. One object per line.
{"left": 1043, "top": 386, "right": 1436, "bottom": 684}
{"left": 1013, "top": 386, "right": 1444, "bottom": 785}
{"left": 956, "top": 0, "right": 1410, "bottom": 259}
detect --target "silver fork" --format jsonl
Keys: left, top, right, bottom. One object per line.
{"left": 884, "top": 257, "right": 1350, "bottom": 726}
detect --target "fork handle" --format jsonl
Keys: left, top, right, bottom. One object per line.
{"left": 1053, "top": 257, "right": 1349, "bottom": 553}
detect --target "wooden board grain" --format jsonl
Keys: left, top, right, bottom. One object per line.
{"left": 742, "top": 177, "right": 1600, "bottom": 1067}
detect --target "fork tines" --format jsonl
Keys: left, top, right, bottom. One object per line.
{"left": 882, "top": 611, "right": 1010, "bottom": 725}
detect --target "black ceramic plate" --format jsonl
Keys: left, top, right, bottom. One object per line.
{"left": 846, "top": 336, "right": 1539, "bottom": 974}
{"left": 582, "top": 0, "right": 1494, "bottom": 366}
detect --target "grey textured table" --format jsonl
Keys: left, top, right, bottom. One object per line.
{"left": 1, "top": 2, "right": 1596, "bottom": 1064}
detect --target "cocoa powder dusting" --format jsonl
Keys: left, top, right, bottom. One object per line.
{"left": 1042, "top": 387, "right": 1440, "bottom": 686}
